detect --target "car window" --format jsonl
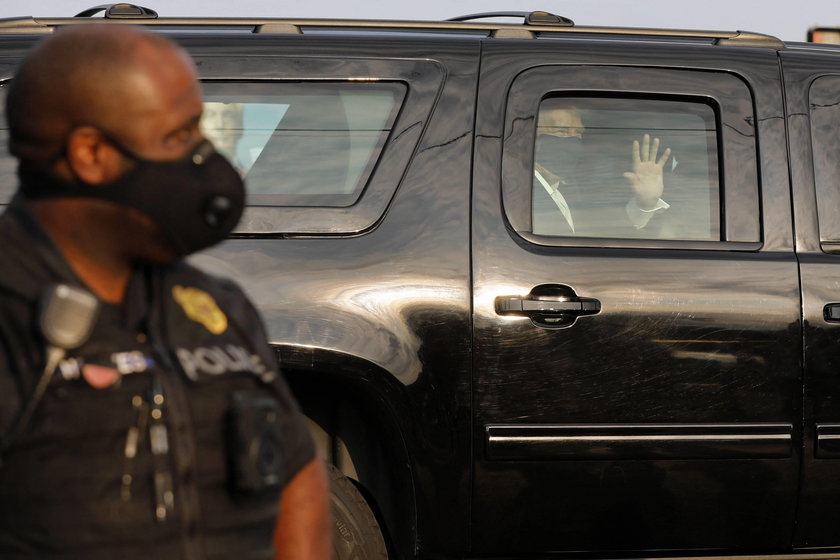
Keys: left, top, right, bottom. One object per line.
{"left": 201, "top": 81, "right": 405, "bottom": 208}
{"left": 809, "top": 75, "right": 840, "bottom": 249}
{"left": 532, "top": 96, "right": 719, "bottom": 240}
{"left": 502, "top": 66, "right": 759, "bottom": 249}
{"left": 0, "top": 81, "right": 406, "bottom": 211}
{"left": 0, "top": 83, "right": 13, "bottom": 203}
{"left": 0, "top": 53, "right": 443, "bottom": 236}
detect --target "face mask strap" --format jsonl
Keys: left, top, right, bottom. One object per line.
{"left": 92, "top": 128, "right": 145, "bottom": 164}
{"left": 39, "top": 126, "right": 141, "bottom": 188}
{"left": 93, "top": 128, "right": 216, "bottom": 169}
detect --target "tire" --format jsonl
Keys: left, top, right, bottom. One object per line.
{"left": 329, "top": 464, "right": 389, "bottom": 560}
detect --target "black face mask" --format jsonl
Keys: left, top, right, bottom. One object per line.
{"left": 535, "top": 134, "right": 583, "bottom": 179}
{"left": 18, "top": 139, "right": 245, "bottom": 257}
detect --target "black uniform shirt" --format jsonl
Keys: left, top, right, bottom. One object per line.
{"left": 0, "top": 197, "right": 316, "bottom": 559}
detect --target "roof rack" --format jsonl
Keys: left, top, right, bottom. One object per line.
{"left": 75, "top": 3, "right": 158, "bottom": 19}
{"left": 0, "top": 3, "right": 785, "bottom": 49}
{"left": 447, "top": 11, "right": 574, "bottom": 26}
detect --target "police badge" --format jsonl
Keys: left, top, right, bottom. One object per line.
{"left": 172, "top": 285, "right": 228, "bottom": 334}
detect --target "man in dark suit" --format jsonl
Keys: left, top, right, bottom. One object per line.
{"left": 533, "top": 104, "right": 673, "bottom": 238}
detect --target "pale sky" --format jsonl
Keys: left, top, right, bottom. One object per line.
{"left": 0, "top": 0, "right": 837, "bottom": 43}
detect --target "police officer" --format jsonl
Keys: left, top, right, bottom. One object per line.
{"left": 0, "top": 25, "right": 330, "bottom": 558}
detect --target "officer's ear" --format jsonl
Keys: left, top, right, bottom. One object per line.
{"left": 64, "top": 126, "right": 128, "bottom": 185}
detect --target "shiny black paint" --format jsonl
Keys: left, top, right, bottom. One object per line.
{"left": 472, "top": 39, "right": 800, "bottom": 553}
{"left": 188, "top": 35, "right": 480, "bottom": 559}
{"left": 782, "top": 49, "right": 840, "bottom": 549}
{"left": 3, "top": 25, "right": 840, "bottom": 560}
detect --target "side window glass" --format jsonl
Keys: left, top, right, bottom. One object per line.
{"left": 0, "top": 84, "right": 14, "bottom": 204}
{"left": 810, "top": 75, "right": 840, "bottom": 248}
{"left": 503, "top": 66, "right": 759, "bottom": 248}
{"left": 0, "top": 55, "right": 443, "bottom": 234}
{"left": 0, "top": 82, "right": 407, "bottom": 209}
{"left": 532, "top": 97, "right": 720, "bottom": 240}
{"left": 200, "top": 82, "right": 406, "bottom": 207}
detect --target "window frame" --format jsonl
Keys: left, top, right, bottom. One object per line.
{"left": 193, "top": 56, "right": 445, "bottom": 236}
{"left": 502, "top": 65, "right": 762, "bottom": 250}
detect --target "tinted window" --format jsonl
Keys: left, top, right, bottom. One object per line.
{"left": 809, "top": 75, "right": 840, "bottom": 247}
{"left": 502, "top": 66, "right": 759, "bottom": 248}
{"left": 0, "top": 81, "right": 406, "bottom": 210}
{"left": 532, "top": 96, "right": 719, "bottom": 240}
{"left": 201, "top": 82, "right": 406, "bottom": 207}
{"left": 0, "top": 83, "right": 12, "bottom": 203}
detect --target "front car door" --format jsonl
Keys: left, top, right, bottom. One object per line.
{"left": 471, "top": 37, "right": 799, "bottom": 554}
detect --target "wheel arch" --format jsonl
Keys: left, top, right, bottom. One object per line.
{"left": 278, "top": 344, "right": 418, "bottom": 560}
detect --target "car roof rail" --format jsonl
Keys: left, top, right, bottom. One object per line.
{"left": 447, "top": 10, "right": 574, "bottom": 26}
{"left": 0, "top": 5, "right": 785, "bottom": 49}
{"left": 75, "top": 3, "right": 158, "bottom": 19}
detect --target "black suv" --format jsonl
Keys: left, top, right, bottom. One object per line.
{"left": 4, "top": 4, "right": 840, "bottom": 560}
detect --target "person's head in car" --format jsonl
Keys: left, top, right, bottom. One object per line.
{"left": 534, "top": 104, "right": 584, "bottom": 183}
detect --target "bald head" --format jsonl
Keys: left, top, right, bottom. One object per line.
{"left": 6, "top": 25, "right": 197, "bottom": 162}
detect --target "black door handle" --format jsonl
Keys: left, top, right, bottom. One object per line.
{"left": 496, "top": 295, "right": 600, "bottom": 316}
{"left": 495, "top": 284, "right": 600, "bottom": 328}
{"left": 825, "top": 303, "right": 840, "bottom": 322}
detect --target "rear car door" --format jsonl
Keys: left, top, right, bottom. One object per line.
{"left": 471, "top": 36, "right": 800, "bottom": 554}
{"left": 168, "top": 34, "right": 480, "bottom": 559}
{"left": 784, "top": 48, "right": 840, "bottom": 549}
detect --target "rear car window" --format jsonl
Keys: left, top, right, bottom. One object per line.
{"left": 0, "top": 83, "right": 12, "bottom": 203}
{"left": 0, "top": 78, "right": 414, "bottom": 235}
{"left": 201, "top": 82, "right": 405, "bottom": 208}
{"left": 809, "top": 74, "right": 840, "bottom": 250}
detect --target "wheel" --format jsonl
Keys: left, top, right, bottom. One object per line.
{"left": 329, "top": 463, "right": 389, "bottom": 560}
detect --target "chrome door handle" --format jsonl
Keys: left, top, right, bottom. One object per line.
{"left": 825, "top": 303, "right": 840, "bottom": 322}
{"left": 495, "top": 284, "right": 600, "bottom": 328}
{"left": 495, "top": 295, "right": 600, "bottom": 316}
